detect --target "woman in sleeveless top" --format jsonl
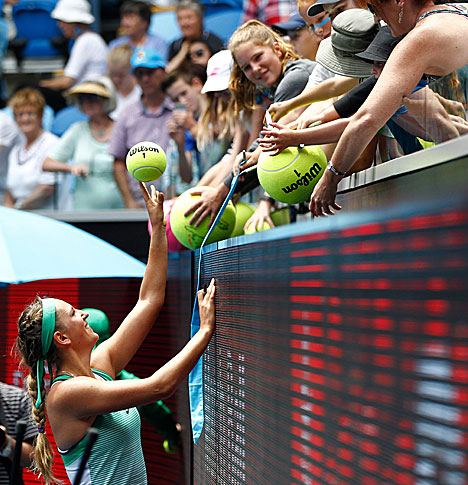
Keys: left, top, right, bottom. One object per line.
{"left": 15, "top": 184, "right": 216, "bottom": 484}
{"left": 309, "top": 1, "right": 468, "bottom": 216}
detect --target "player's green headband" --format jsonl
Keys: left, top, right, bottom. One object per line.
{"left": 35, "top": 298, "right": 56, "bottom": 409}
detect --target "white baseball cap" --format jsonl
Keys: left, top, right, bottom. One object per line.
{"left": 51, "top": 0, "right": 95, "bottom": 24}
{"left": 201, "top": 50, "right": 233, "bottom": 94}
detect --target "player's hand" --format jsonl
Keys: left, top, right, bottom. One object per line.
{"left": 198, "top": 278, "right": 216, "bottom": 334}
{"left": 184, "top": 186, "right": 227, "bottom": 227}
{"left": 140, "top": 183, "right": 166, "bottom": 228}
{"left": 269, "top": 101, "right": 291, "bottom": 122}
{"left": 259, "top": 122, "right": 296, "bottom": 155}
{"left": 309, "top": 170, "right": 342, "bottom": 217}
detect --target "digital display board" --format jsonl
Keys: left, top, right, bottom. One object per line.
{"left": 193, "top": 208, "right": 468, "bottom": 484}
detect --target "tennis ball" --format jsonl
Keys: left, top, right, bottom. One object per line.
{"left": 126, "top": 141, "right": 167, "bottom": 182}
{"left": 244, "top": 220, "right": 271, "bottom": 234}
{"left": 270, "top": 207, "right": 290, "bottom": 227}
{"left": 163, "top": 440, "right": 178, "bottom": 454}
{"left": 230, "top": 202, "right": 255, "bottom": 238}
{"left": 257, "top": 145, "right": 327, "bottom": 204}
{"left": 170, "top": 187, "right": 236, "bottom": 249}
{"left": 148, "top": 199, "right": 186, "bottom": 253}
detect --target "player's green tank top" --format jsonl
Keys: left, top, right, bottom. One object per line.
{"left": 52, "top": 369, "right": 147, "bottom": 485}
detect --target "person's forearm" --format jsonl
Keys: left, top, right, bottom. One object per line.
{"left": 329, "top": 114, "right": 378, "bottom": 174}
{"left": 19, "top": 185, "right": 54, "bottom": 209}
{"left": 1, "top": 433, "right": 33, "bottom": 468}
{"left": 165, "top": 50, "right": 187, "bottom": 73}
{"left": 298, "top": 118, "right": 350, "bottom": 145}
{"left": 283, "top": 77, "right": 356, "bottom": 113}
{"left": 140, "top": 206, "right": 168, "bottom": 304}
{"left": 149, "top": 328, "right": 213, "bottom": 399}
{"left": 39, "top": 76, "right": 74, "bottom": 91}
{"left": 42, "top": 157, "right": 72, "bottom": 173}
{"left": 114, "top": 159, "right": 139, "bottom": 207}
{"left": 177, "top": 145, "right": 193, "bottom": 183}
{"left": 2, "top": 190, "right": 15, "bottom": 207}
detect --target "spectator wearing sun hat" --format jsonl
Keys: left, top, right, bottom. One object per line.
{"left": 109, "top": 47, "right": 173, "bottom": 208}
{"left": 40, "top": 0, "right": 108, "bottom": 92}
{"left": 43, "top": 76, "right": 125, "bottom": 210}
{"left": 315, "top": 9, "right": 379, "bottom": 79}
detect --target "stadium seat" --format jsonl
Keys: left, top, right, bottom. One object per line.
{"left": 9, "top": 0, "right": 63, "bottom": 60}
{"left": 204, "top": 7, "right": 243, "bottom": 44}
{"left": 149, "top": 10, "right": 181, "bottom": 45}
{"left": 51, "top": 105, "right": 88, "bottom": 137}
{"left": 150, "top": 5, "right": 242, "bottom": 46}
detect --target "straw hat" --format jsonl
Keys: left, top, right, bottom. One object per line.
{"left": 66, "top": 76, "right": 117, "bottom": 114}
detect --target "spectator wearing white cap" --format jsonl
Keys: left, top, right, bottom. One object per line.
{"left": 40, "top": 0, "right": 108, "bottom": 92}
{"left": 195, "top": 49, "right": 255, "bottom": 188}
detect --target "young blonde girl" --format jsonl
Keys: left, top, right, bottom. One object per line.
{"left": 185, "top": 20, "right": 316, "bottom": 232}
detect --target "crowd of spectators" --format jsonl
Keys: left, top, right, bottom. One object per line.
{"left": 0, "top": 0, "right": 466, "bottom": 235}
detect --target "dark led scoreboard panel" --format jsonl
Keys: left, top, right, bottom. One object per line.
{"left": 193, "top": 208, "right": 468, "bottom": 484}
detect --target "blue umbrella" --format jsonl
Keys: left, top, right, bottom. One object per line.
{"left": 0, "top": 207, "right": 146, "bottom": 284}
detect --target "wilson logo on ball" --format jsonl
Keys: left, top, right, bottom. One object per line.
{"left": 257, "top": 145, "right": 327, "bottom": 204}
{"left": 128, "top": 145, "right": 160, "bottom": 157}
{"left": 282, "top": 164, "right": 323, "bottom": 195}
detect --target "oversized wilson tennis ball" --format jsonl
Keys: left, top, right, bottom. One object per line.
{"left": 257, "top": 145, "right": 327, "bottom": 204}
{"left": 170, "top": 187, "right": 236, "bottom": 249}
{"left": 126, "top": 141, "right": 167, "bottom": 182}
{"left": 148, "top": 199, "right": 186, "bottom": 253}
{"left": 244, "top": 220, "right": 271, "bottom": 234}
{"left": 230, "top": 202, "right": 255, "bottom": 238}
{"left": 270, "top": 207, "right": 290, "bottom": 227}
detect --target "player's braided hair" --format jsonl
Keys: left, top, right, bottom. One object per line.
{"left": 15, "top": 296, "right": 61, "bottom": 484}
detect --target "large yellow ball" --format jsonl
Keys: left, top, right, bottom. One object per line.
{"left": 244, "top": 220, "right": 271, "bottom": 234}
{"left": 126, "top": 141, "right": 167, "bottom": 182}
{"left": 257, "top": 145, "right": 327, "bottom": 204}
{"left": 170, "top": 187, "right": 236, "bottom": 249}
{"left": 271, "top": 207, "right": 290, "bottom": 226}
{"left": 231, "top": 202, "right": 255, "bottom": 238}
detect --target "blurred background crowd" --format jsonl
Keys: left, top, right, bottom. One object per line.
{"left": 0, "top": 0, "right": 467, "bottom": 236}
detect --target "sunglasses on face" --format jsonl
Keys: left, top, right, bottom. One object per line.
{"left": 188, "top": 48, "right": 205, "bottom": 60}
{"left": 78, "top": 93, "right": 100, "bottom": 103}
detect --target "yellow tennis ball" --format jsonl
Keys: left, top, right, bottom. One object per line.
{"left": 231, "top": 202, "right": 255, "bottom": 238}
{"left": 170, "top": 187, "right": 236, "bottom": 249}
{"left": 244, "top": 220, "right": 271, "bottom": 234}
{"left": 270, "top": 207, "right": 290, "bottom": 227}
{"left": 257, "top": 145, "right": 327, "bottom": 204}
{"left": 126, "top": 141, "right": 167, "bottom": 182}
